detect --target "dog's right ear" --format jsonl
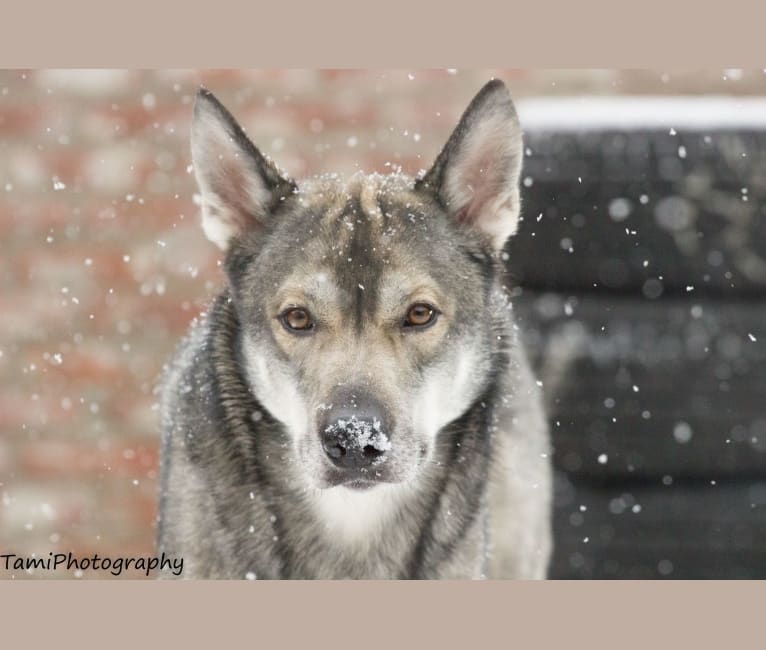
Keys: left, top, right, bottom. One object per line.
{"left": 191, "top": 88, "right": 296, "bottom": 250}
{"left": 416, "top": 80, "right": 523, "bottom": 251}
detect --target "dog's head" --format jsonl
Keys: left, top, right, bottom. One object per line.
{"left": 190, "top": 80, "right": 523, "bottom": 490}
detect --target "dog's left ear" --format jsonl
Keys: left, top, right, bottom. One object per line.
{"left": 416, "top": 79, "right": 523, "bottom": 250}
{"left": 191, "top": 88, "right": 296, "bottom": 250}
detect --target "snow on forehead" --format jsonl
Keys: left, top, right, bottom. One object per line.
{"left": 298, "top": 171, "right": 420, "bottom": 217}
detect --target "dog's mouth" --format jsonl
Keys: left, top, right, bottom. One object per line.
{"left": 322, "top": 465, "right": 390, "bottom": 490}
{"left": 340, "top": 477, "right": 379, "bottom": 491}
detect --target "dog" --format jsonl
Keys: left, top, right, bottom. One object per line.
{"left": 157, "top": 79, "right": 552, "bottom": 579}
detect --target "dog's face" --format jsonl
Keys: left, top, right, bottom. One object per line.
{"left": 190, "top": 80, "right": 523, "bottom": 490}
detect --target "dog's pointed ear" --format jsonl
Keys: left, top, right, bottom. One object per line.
{"left": 190, "top": 88, "right": 296, "bottom": 250}
{"left": 416, "top": 79, "right": 523, "bottom": 250}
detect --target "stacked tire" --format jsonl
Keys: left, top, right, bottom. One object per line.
{"left": 509, "top": 115, "right": 766, "bottom": 578}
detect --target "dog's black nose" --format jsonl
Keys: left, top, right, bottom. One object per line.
{"left": 319, "top": 390, "right": 391, "bottom": 473}
{"left": 321, "top": 416, "right": 390, "bottom": 469}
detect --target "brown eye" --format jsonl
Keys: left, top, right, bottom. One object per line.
{"left": 403, "top": 303, "right": 438, "bottom": 329}
{"left": 281, "top": 307, "right": 314, "bottom": 332}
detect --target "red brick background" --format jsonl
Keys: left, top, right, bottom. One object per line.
{"left": 2, "top": 69, "right": 766, "bottom": 578}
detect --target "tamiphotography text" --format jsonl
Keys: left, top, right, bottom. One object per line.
{"left": 1, "top": 552, "right": 183, "bottom": 577}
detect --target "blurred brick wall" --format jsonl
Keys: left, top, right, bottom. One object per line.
{"left": 1, "top": 69, "right": 765, "bottom": 578}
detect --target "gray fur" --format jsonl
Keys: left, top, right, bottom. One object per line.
{"left": 158, "top": 80, "right": 552, "bottom": 579}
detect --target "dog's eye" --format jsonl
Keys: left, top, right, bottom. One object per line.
{"left": 403, "top": 303, "right": 438, "bottom": 329}
{"left": 281, "top": 307, "right": 314, "bottom": 332}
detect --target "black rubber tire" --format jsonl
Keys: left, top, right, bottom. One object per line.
{"left": 505, "top": 126, "right": 766, "bottom": 579}
{"left": 507, "top": 130, "right": 766, "bottom": 297}
{"left": 514, "top": 290, "right": 766, "bottom": 480}
{"left": 550, "top": 471, "right": 766, "bottom": 579}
